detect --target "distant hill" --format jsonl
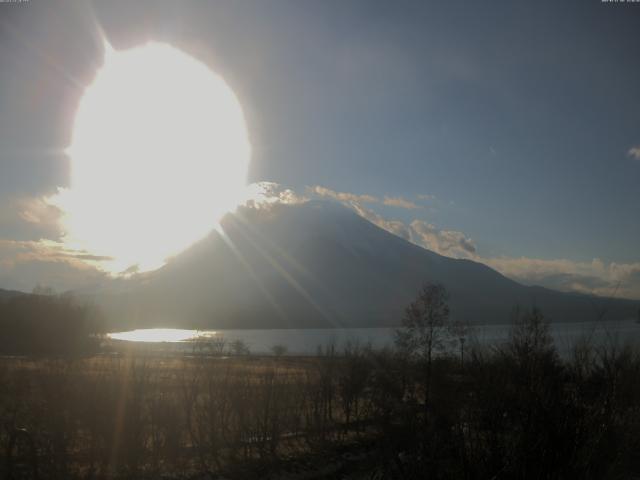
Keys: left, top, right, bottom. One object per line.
{"left": 95, "top": 201, "right": 640, "bottom": 329}
{"left": 0, "top": 288, "right": 26, "bottom": 301}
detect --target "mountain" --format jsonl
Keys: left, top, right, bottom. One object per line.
{"left": 97, "top": 201, "right": 640, "bottom": 329}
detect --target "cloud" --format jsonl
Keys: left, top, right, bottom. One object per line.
{"left": 350, "top": 203, "right": 412, "bottom": 240}
{"left": 484, "top": 256, "right": 640, "bottom": 299}
{"left": 0, "top": 195, "right": 63, "bottom": 242}
{"left": 0, "top": 240, "right": 113, "bottom": 266}
{"left": 309, "top": 185, "right": 378, "bottom": 204}
{"left": 285, "top": 184, "right": 474, "bottom": 259}
{"left": 3, "top": 181, "right": 639, "bottom": 300}
{"left": 628, "top": 146, "right": 640, "bottom": 160}
{"left": 302, "top": 184, "right": 640, "bottom": 299}
{"left": 309, "top": 186, "right": 421, "bottom": 210}
{"left": 383, "top": 196, "right": 420, "bottom": 209}
{"left": 245, "top": 182, "right": 308, "bottom": 207}
{"left": 346, "top": 201, "right": 474, "bottom": 257}
{"left": 0, "top": 194, "right": 115, "bottom": 292}
{"left": 417, "top": 194, "right": 436, "bottom": 201}
{"left": 409, "top": 220, "right": 477, "bottom": 258}
{"left": 0, "top": 240, "right": 109, "bottom": 293}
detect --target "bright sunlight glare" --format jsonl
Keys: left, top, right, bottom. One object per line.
{"left": 108, "top": 328, "right": 214, "bottom": 343}
{"left": 52, "top": 42, "right": 251, "bottom": 274}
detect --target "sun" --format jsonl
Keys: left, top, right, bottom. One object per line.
{"left": 53, "top": 42, "right": 251, "bottom": 274}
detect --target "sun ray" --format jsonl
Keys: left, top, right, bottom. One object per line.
{"left": 222, "top": 213, "right": 338, "bottom": 326}
{"left": 229, "top": 208, "right": 347, "bottom": 327}
{"left": 217, "top": 225, "right": 288, "bottom": 323}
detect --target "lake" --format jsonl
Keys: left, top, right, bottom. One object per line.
{"left": 108, "top": 319, "right": 640, "bottom": 356}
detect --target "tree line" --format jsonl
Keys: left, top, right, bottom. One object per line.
{"left": 0, "top": 288, "right": 103, "bottom": 356}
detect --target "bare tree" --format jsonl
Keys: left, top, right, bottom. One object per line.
{"left": 211, "top": 335, "right": 227, "bottom": 356}
{"left": 230, "top": 339, "right": 250, "bottom": 356}
{"left": 395, "top": 283, "right": 450, "bottom": 407}
{"left": 271, "top": 344, "right": 288, "bottom": 357}
{"left": 507, "top": 305, "right": 555, "bottom": 363}
{"left": 448, "top": 320, "right": 470, "bottom": 368}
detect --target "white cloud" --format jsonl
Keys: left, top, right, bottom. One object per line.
{"left": 244, "top": 182, "right": 309, "bottom": 207}
{"left": 628, "top": 146, "right": 640, "bottom": 160}
{"left": 350, "top": 203, "right": 412, "bottom": 240}
{"left": 309, "top": 185, "right": 378, "bottom": 204}
{"left": 409, "top": 220, "right": 477, "bottom": 258}
{"left": 329, "top": 193, "right": 474, "bottom": 258}
{"left": 417, "top": 194, "right": 436, "bottom": 201}
{"left": 309, "top": 186, "right": 421, "bottom": 210}
{"left": 383, "top": 196, "right": 420, "bottom": 209}
{"left": 484, "top": 256, "right": 640, "bottom": 299}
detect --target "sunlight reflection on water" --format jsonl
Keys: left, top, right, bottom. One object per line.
{"left": 107, "top": 320, "right": 640, "bottom": 355}
{"left": 108, "top": 328, "right": 216, "bottom": 343}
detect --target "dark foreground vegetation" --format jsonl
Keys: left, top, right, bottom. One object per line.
{"left": 0, "top": 289, "right": 103, "bottom": 356}
{"left": 1, "top": 285, "right": 640, "bottom": 479}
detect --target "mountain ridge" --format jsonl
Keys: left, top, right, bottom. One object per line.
{"left": 94, "top": 200, "right": 639, "bottom": 329}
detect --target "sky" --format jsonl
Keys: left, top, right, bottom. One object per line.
{"left": 0, "top": 0, "right": 639, "bottom": 298}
